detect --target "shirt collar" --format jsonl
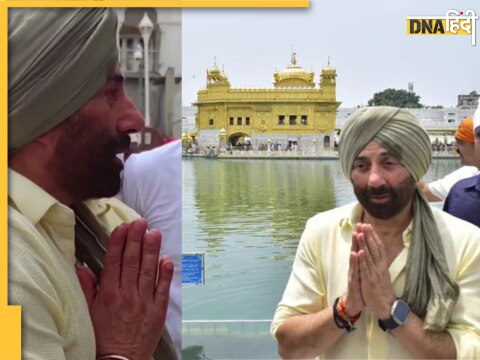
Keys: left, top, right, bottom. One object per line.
{"left": 339, "top": 202, "right": 412, "bottom": 247}
{"left": 338, "top": 202, "right": 363, "bottom": 229}
{"left": 83, "top": 198, "right": 110, "bottom": 217}
{"left": 8, "top": 169, "right": 65, "bottom": 225}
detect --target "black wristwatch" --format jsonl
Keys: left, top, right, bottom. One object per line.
{"left": 378, "top": 299, "right": 410, "bottom": 332}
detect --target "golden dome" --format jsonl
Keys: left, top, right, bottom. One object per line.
{"left": 207, "top": 57, "right": 222, "bottom": 75}
{"left": 274, "top": 53, "right": 315, "bottom": 88}
{"left": 207, "top": 58, "right": 230, "bottom": 87}
{"left": 323, "top": 57, "right": 335, "bottom": 69}
{"left": 209, "top": 64, "right": 221, "bottom": 75}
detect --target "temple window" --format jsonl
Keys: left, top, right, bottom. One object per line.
{"left": 209, "top": 119, "right": 214, "bottom": 126}
{"left": 301, "top": 115, "right": 308, "bottom": 125}
{"left": 289, "top": 115, "right": 297, "bottom": 125}
{"left": 229, "top": 117, "right": 234, "bottom": 125}
{"left": 246, "top": 117, "right": 250, "bottom": 126}
{"left": 237, "top": 117, "right": 242, "bottom": 126}
{"left": 278, "top": 115, "right": 285, "bottom": 125}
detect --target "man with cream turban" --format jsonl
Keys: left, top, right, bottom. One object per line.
{"left": 443, "top": 103, "right": 480, "bottom": 227}
{"left": 9, "top": 8, "right": 176, "bottom": 360}
{"left": 418, "top": 117, "right": 479, "bottom": 202}
{"left": 271, "top": 106, "right": 480, "bottom": 359}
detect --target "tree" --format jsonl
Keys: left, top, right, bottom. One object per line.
{"left": 367, "top": 88, "right": 423, "bottom": 108}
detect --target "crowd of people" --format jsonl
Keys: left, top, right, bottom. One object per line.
{"left": 431, "top": 141, "right": 454, "bottom": 153}
{"left": 187, "top": 133, "right": 466, "bottom": 156}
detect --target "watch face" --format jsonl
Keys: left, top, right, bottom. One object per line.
{"left": 392, "top": 300, "right": 410, "bottom": 324}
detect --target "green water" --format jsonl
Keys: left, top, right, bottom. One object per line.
{"left": 181, "top": 158, "right": 460, "bottom": 358}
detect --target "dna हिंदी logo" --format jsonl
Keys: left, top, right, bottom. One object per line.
{"left": 406, "top": 9, "right": 478, "bottom": 46}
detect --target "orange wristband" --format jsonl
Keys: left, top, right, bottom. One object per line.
{"left": 338, "top": 296, "right": 361, "bottom": 323}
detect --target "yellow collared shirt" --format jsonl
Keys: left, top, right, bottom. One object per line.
{"left": 271, "top": 202, "right": 480, "bottom": 359}
{"left": 8, "top": 169, "right": 139, "bottom": 360}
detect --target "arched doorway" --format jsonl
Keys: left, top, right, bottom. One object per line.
{"left": 323, "top": 136, "right": 331, "bottom": 148}
{"left": 228, "top": 133, "right": 251, "bottom": 149}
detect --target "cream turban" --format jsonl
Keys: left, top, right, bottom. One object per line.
{"left": 339, "top": 106, "right": 459, "bottom": 331}
{"left": 8, "top": 8, "right": 118, "bottom": 151}
{"left": 338, "top": 106, "right": 431, "bottom": 182}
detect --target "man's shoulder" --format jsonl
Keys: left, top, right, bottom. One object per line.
{"left": 450, "top": 173, "right": 479, "bottom": 191}
{"left": 9, "top": 204, "right": 40, "bottom": 239}
{"left": 445, "top": 174, "right": 480, "bottom": 207}
{"left": 430, "top": 167, "right": 479, "bottom": 197}
{"left": 447, "top": 166, "right": 479, "bottom": 179}
{"left": 306, "top": 202, "right": 356, "bottom": 230}
{"left": 127, "top": 141, "right": 181, "bottom": 170}
{"left": 432, "top": 206, "right": 480, "bottom": 240}
{"left": 8, "top": 205, "right": 67, "bottom": 274}
{"left": 123, "top": 142, "right": 181, "bottom": 196}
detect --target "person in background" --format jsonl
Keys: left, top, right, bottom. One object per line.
{"left": 118, "top": 139, "right": 182, "bottom": 358}
{"left": 417, "top": 117, "right": 479, "bottom": 202}
{"left": 443, "top": 104, "right": 480, "bottom": 227}
{"left": 8, "top": 8, "right": 176, "bottom": 360}
{"left": 271, "top": 106, "right": 480, "bottom": 359}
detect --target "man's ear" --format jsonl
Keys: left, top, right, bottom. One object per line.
{"left": 8, "top": 127, "right": 60, "bottom": 173}
{"left": 35, "top": 115, "right": 73, "bottom": 153}
{"left": 34, "top": 129, "right": 59, "bottom": 153}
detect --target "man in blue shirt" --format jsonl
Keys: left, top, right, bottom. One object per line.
{"left": 443, "top": 104, "right": 480, "bottom": 227}
{"left": 443, "top": 175, "right": 480, "bottom": 227}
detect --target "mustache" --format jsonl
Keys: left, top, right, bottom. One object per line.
{"left": 118, "top": 133, "right": 131, "bottom": 150}
{"left": 105, "top": 133, "right": 131, "bottom": 154}
{"left": 366, "top": 186, "right": 393, "bottom": 197}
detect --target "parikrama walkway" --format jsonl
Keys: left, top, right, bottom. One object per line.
{"left": 183, "top": 151, "right": 460, "bottom": 160}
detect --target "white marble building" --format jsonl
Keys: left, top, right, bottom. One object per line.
{"left": 116, "top": 8, "right": 181, "bottom": 138}
{"left": 185, "top": 105, "right": 477, "bottom": 149}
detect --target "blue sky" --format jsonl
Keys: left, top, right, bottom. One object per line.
{"left": 182, "top": 0, "right": 479, "bottom": 108}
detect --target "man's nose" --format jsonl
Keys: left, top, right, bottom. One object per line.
{"left": 367, "top": 164, "right": 386, "bottom": 188}
{"left": 116, "top": 95, "right": 145, "bottom": 133}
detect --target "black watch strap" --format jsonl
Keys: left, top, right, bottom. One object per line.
{"left": 378, "top": 299, "right": 410, "bottom": 332}
{"left": 378, "top": 317, "right": 400, "bottom": 332}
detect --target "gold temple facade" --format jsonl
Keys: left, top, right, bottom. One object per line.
{"left": 194, "top": 54, "right": 341, "bottom": 151}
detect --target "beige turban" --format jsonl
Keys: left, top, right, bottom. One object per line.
{"left": 339, "top": 106, "right": 459, "bottom": 331}
{"left": 339, "top": 107, "right": 431, "bottom": 182}
{"left": 8, "top": 8, "right": 118, "bottom": 151}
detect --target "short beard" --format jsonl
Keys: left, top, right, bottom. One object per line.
{"left": 353, "top": 175, "right": 416, "bottom": 220}
{"left": 48, "top": 111, "right": 130, "bottom": 203}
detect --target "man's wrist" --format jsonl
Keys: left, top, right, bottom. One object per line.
{"left": 343, "top": 297, "right": 362, "bottom": 319}
{"left": 332, "top": 297, "right": 361, "bottom": 333}
{"left": 97, "top": 355, "right": 132, "bottom": 360}
{"left": 378, "top": 299, "right": 411, "bottom": 332}
{"left": 378, "top": 297, "right": 396, "bottom": 320}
